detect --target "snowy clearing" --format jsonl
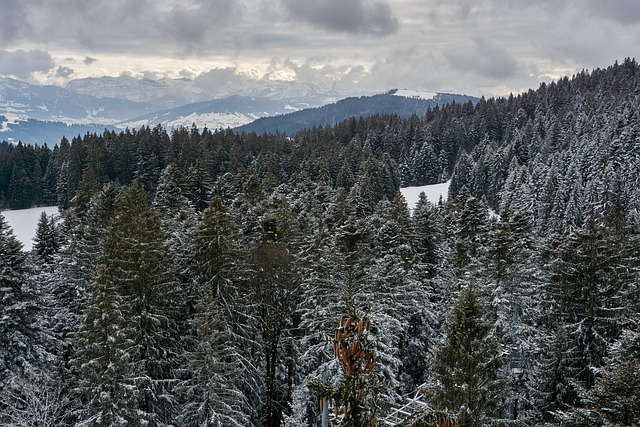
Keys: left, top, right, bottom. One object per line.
{"left": 400, "top": 181, "right": 450, "bottom": 211}
{"left": 2, "top": 206, "right": 59, "bottom": 251}
{"left": 392, "top": 89, "right": 438, "bottom": 100}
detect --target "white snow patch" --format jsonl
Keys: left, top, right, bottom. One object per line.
{"left": 400, "top": 181, "right": 450, "bottom": 211}
{"left": 165, "top": 112, "right": 254, "bottom": 129}
{"left": 120, "top": 112, "right": 257, "bottom": 131}
{"left": 2, "top": 206, "right": 59, "bottom": 251}
{"left": 393, "top": 89, "right": 438, "bottom": 100}
{"left": 0, "top": 106, "right": 30, "bottom": 131}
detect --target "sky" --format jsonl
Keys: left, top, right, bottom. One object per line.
{"left": 1, "top": 0, "right": 639, "bottom": 97}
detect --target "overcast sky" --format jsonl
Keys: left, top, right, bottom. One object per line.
{"left": 1, "top": 0, "right": 639, "bottom": 97}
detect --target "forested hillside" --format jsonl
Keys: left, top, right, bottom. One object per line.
{"left": 235, "top": 91, "right": 479, "bottom": 135}
{"left": 1, "top": 59, "right": 639, "bottom": 426}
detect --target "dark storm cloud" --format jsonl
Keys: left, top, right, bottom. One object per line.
{"left": 282, "top": 0, "right": 399, "bottom": 36}
{"left": 445, "top": 38, "right": 518, "bottom": 80}
{"left": 585, "top": 0, "right": 640, "bottom": 25}
{"left": 157, "top": 0, "right": 240, "bottom": 48}
{"left": 0, "top": 49, "right": 55, "bottom": 80}
{"left": 55, "top": 66, "right": 75, "bottom": 78}
{"left": 5, "top": 0, "right": 240, "bottom": 54}
{"left": 0, "top": 1, "right": 31, "bottom": 43}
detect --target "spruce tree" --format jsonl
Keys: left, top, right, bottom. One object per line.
{"left": 0, "top": 214, "right": 40, "bottom": 422}
{"left": 178, "top": 197, "right": 253, "bottom": 426}
{"left": 75, "top": 267, "right": 137, "bottom": 427}
{"left": 33, "top": 211, "right": 61, "bottom": 263}
{"left": 108, "top": 183, "right": 183, "bottom": 426}
{"left": 77, "top": 183, "right": 183, "bottom": 426}
{"left": 431, "top": 284, "right": 506, "bottom": 426}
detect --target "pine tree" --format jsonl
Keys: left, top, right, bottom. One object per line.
{"left": 530, "top": 327, "right": 581, "bottom": 424}
{"left": 547, "top": 215, "right": 633, "bottom": 390}
{"left": 249, "top": 241, "right": 299, "bottom": 427}
{"left": 366, "top": 196, "right": 437, "bottom": 397}
{"left": 178, "top": 289, "right": 250, "bottom": 427}
{"left": 485, "top": 209, "right": 541, "bottom": 422}
{"left": 107, "top": 183, "right": 183, "bottom": 426}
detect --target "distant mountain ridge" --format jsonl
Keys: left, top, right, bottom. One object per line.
{"left": 118, "top": 95, "right": 296, "bottom": 130}
{"left": 0, "top": 75, "right": 478, "bottom": 145}
{"left": 235, "top": 90, "right": 479, "bottom": 135}
{"left": 0, "top": 77, "right": 157, "bottom": 124}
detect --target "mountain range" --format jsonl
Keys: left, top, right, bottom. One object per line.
{"left": 0, "top": 75, "right": 477, "bottom": 145}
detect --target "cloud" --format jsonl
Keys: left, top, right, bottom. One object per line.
{"left": 84, "top": 56, "right": 97, "bottom": 65}
{"left": 584, "top": 0, "right": 640, "bottom": 25}
{"left": 0, "top": 49, "right": 55, "bottom": 80}
{"left": 157, "top": 0, "right": 240, "bottom": 48}
{"left": 194, "top": 67, "right": 255, "bottom": 94}
{"left": 282, "top": 0, "right": 399, "bottom": 36}
{"left": 55, "top": 66, "right": 74, "bottom": 78}
{"left": 0, "top": 1, "right": 30, "bottom": 43}
{"left": 445, "top": 38, "right": 519, "bottom": 80}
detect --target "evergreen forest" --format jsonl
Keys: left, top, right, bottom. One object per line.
{"left": 1, "top": 59, "right": 640, "bottom": 426}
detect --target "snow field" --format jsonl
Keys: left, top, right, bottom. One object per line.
{"left": 2, "top": 206, "right": 59, "bottom": 251}
{"left": 400, "top": 181, "right": 450, "bottom": 211}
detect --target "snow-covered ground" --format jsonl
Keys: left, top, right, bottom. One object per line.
{"left": 392, "top": 89, "right": 438, "bottom": 100}
{"left": 1, "top": 206, "right": 59, "bottom": 251}
{"left": 400, "top": 181, "right": 450, "bottom": 211}
{"left": 0, "top": 182, "right": 448, "bottom": 250}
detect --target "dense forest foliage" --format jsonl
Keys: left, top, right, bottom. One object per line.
{"left": 1, "top": 59, "right": 640, "bottom": 426}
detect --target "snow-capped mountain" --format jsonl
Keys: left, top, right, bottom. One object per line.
{"left": 65, "top": 75, "right": 344, "bottom": 108}
{"left": 0, "top": 77, "right": 157, "bottom": 125}
{"left": 119, "top": 95, "right": 294, "bottom": 130}
{"left": 66, "top": 76, "right": 209, "bottom": 108}
{"left": 0, "top": 74, "right": 474, "bottom": 145}
{"left": 0, "top": 75, "right": 347, "bottom": 145}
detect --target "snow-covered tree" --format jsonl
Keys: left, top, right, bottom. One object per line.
{"left": 178, "top": 197, "right": 253, "bottom": 426}
{"left": 0, "top": 213, "right": 40, "bottom": 422}
{"left": 431, "top": 284, "right": 506, "bottom": 427}
{"left": 75, "top": 267, "right": 137, "bottom": 427}
{"left": 32, "top": 211, "right": 61, "bottom": 263}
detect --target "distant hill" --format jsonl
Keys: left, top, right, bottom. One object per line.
{"left": 118, "top": 95, "right": 297, "bottom": 131}
{"left": 235, "top": 90, "right": 479, "bottom": 135}
{"left": 0, "top": 117, "right": 115, "bottom": 146}
{"left": 0, "top": 77, "right": 157, "bottom": 124}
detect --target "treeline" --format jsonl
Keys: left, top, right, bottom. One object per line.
{"left": 1, "top": 59, "right": 640, "bottom": 426}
